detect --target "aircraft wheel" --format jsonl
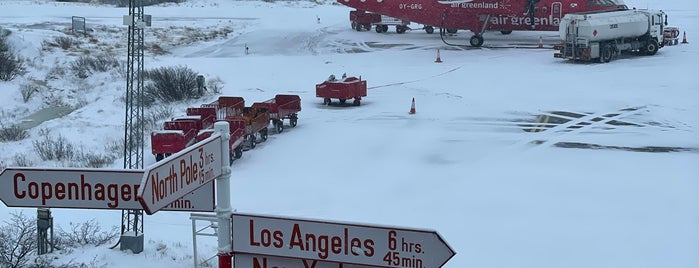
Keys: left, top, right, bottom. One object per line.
{"left": 500, "top": 30, "right": 513, "bottom": 35}
{"left": 446, "top": 28, "right": 458, "bottom": 34}
{"left": 424, "top": 26, "right": 434, "bottom": 34}
{"left": 470, "top": 35, "right": 484, "bottom": 47}
{"left": 644, "top": 39, "right": 659, "bottom": 55}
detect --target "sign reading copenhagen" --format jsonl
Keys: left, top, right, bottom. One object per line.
{"left": 137, "top": 133, "right": 222, "bottom": 215}
{"left": 231, "top": 213, "right": 455, "bottom": 268}
{"left": 0, "top": 167, "right": 214, "bottom": 211}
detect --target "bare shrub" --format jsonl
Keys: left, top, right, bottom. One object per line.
{"left": 47, "top": 64, "right": 67, "bottom": 80}
{"left": 143, "top": 106, "right": 174, "bottom": 131}
{"left": 20, "top": 82, "right": 40, "bottom": 103}
{"left": 144, "top": 65, "right": 201, "bottom": 105}
{"left": 73, "top": 149, "right": 116, "bottom": 168}
{"left": 12, "top": 153, "right": 33, "bottom": 167}
{"left": 149, "top": 43, "right": 168, "bottom": 55}
{"left": 0, "top": 125, "right": 28, "bottom": 142}
{"left": 104, "top": 138, "right": 123, "bottom": 155}
{"left": 0, "top": 32, "right": 25, "bottom": 81}
{"left": 32, "top": 132, "right": 75, "bottom": 161}
{"left": 55, "top": 219, "right": 119, "bottom": 247}
{"left": 54, "top": 36, "right": 80, "bottom": 50}
{"left": 206, "top": 76, "right": 224, "bottom": 94}
{"left": 70, "top": 55, "right": 120, "bottom": 79}
{"left": 0, "top": 212, "right": 37, "bottom": 268}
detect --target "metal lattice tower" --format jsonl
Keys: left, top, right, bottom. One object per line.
{"left": 120, "top": 0, "right": 146, "bottom": 253}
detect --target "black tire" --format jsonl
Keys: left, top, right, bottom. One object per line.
{"left": 323, "top": 98, "right": 331, "bottom": 105}
{"left": 425, "top": 26, "right": 434, "bottom": 34}
{"left": 351, "top": 21, "right": 357, "bottom": 30}
{"left": 355, "top": 23, "right": 362, "bottom": 31}
{"left": 396, "top": 25, "right": 406, "bottom": 34}
{"left": 260, "top": 128, "right": 268, "bottom": 142}
{"left": 362, "top": 24, "right": 371, "bottom": 31}
{"left": 339, "top": 99, "right": 347, "bottom": 104}
{"left": 500, "top": 30, "right": 513, "bottom": 35}
{"left": 469, "top": 35, "right": 484, "bottom": 47}
{"left": 644, "top": 39, "right": 659, "bottom": 55}
{"left": 382, "top": 25, "right": 388, "bottom": 32}
{"left": 600, "top": 43, "right": 613, "bottom": 63}
{"left": 446, "top": 28, "right": 458, "bottom": 34}
{"left": 155, "top": 154, "right": 164, "bottom": 161}
{"left": 234, "top": 147, "right": 243, "bottom": 159}
{"left": 290, "top": 117, "right": 298, "bottom": 127}
{"left": 375, "top": 25, "right": 383, "bottom": 33}
{"left": 248, "top": 136, "right": 256, "bottom": 149}
{"left": 353, "top": 99, "right": 361, "bottom": 106}
{"left": 275, "top": 121, "right": 284, "bottom": 133}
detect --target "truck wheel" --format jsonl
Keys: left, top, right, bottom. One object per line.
{"left": 600, "top": 44, "right": 613, "bottom": 63}
{"left": 155, "top": 154, "right": 163, "bottom": 161}
{"left": 424, "top": 26, "right": 434, "bottom": 34}
{"left": 644, "top": 39, "right": 659, "bottom": 55}
{"left": 323, "top": 98, "right": 331, "bottom": 105}
{"left": 470, "top": 35, "right": 484, "bottom": 47}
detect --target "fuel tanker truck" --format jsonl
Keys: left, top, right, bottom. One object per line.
{"left": 554, "top": 9, "right": 667, "bottom": 63}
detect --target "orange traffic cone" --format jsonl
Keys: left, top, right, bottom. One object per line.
{"left": 538, "top": 36, "right": 543, "bottom": 48}
{"left": 409, "top": 98, "right": 416, "bottom": 114}
{"left": 435, "top": 49, "right": 442, "bottom": 63}
{"left": 682, "top": 31, "right": 689, "bottom": 44}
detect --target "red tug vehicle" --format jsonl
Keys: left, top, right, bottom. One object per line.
{"left": 251, "top": 94, "right": 301, "bottom": 133}
{"left": 316, "top": 75, "right": 367, "bottom": 106}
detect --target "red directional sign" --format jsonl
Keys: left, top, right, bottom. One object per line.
{"left": 234, "top": 254, "right": 371, "bottom": 268}
{"left": 137, "top": 133, "right": 222, "bottom": 215}
{"left": 0, "top": 167, "right": 214, "bottom": 211}
{"left": 231, "top": 213, "right": 455, "bottom": 268}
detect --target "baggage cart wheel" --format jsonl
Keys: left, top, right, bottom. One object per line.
{"left": 375, "top": 25, "right": 383, "bottom": 33}
{"left": 248, "top": 136, "right": 256, "bottom": 149}
{"left": 260, "top": 128, "right": 268, "bottom": 142}
{"left": 339, "top": 99, "right": 347, "bottom": 104}
{"left": 233, "top": 147, "right": 243, "bottom": 159}
{"left": 382, "top": 25, "right": 388, "bottom": 32}
{"left": 290, "top": 118, "right": 298, "bottom": 127}
{"left": 275, "top": 121, "right": 284, "bottom": 133}
{"left": 323, "top": 98, "right": 331, "bottom": 105}
{"left": 424, "top": 26, "right": 434, "bottom": 34}
{"left": 353, "top": 99, "right": 361, "bottom": 106}
{"left": 155, "top": 154, "right": 164, "bottom": 161}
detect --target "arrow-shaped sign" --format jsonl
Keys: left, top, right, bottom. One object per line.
{"left": 137, "top": 133, "right": 222, "bottom": 215}
{"left": 231, "top": 213, "right": 455, "bottom": 268}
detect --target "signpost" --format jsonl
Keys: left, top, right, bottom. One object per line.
{"left": 234, "top": 254, "right": 372, "bottom": 268}
{"left": 137, "top": 133, "right": 222, "bottom": 215}
{"left": 231, "top": 213, "right": 455, "bottom": 268}
{"left": 0, "top": 167, "right": 214, "bottom": 211}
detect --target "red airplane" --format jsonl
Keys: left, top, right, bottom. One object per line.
{"left": 340, "top": 0, "right": 628, "bottom": 47}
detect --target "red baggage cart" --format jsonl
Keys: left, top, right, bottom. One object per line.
{"left": 251, "top": 94, "right": 301, "bottom": 133}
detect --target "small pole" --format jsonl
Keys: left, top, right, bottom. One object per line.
{"left": 214, "top": 122, "right": 232, "bottom": 268}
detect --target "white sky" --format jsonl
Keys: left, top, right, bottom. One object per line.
{"left": 0, "top": 0, "right": 698, "bottom": 267}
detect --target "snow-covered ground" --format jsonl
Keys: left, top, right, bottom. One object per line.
{"left": 1, "top": 0, "right": 698, "bottom": 267}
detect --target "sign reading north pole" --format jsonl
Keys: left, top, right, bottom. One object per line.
{"left": 137, "top": 133, "right": 222, "bottom": 215}
{"left": 0, "top": 167, "right": 214, "bottom": 211}
{"left": 234, "top": 254, "right": 372, "bottom": 268}
{"left": 231, "top": 213, "right": 455, "bottom": 268}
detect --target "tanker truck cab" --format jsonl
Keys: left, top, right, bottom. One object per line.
{"left": 555, "top": 9, "right": 667, "bottom": 63}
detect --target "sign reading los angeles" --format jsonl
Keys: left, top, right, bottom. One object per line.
{"left": 0, "top": 167, "right": 214, "bottom": 211}
{"left": 231, "top": 213, "right": 455, "bottom": 268}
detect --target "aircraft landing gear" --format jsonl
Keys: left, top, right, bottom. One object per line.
{"left": 470, "top": 35, "right": 484, "bottom": 47}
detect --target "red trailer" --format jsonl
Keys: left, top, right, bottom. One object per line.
{"left": 251, "top": 94, "right": 301, "bottom": 133}
{"left": 151, "top": 96, "right": 246, "bottom": 162}
{"left": 227, "top": 107, "right": 270, "bottom": 149}
{"left": 350, "top": 10, "right": 380, "bottom": 31}
{"left": 316, "top": 76, "right": 367, "bottom": 106}
{"left": 196, "top": 119, "right": 247, "bottom": 164}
